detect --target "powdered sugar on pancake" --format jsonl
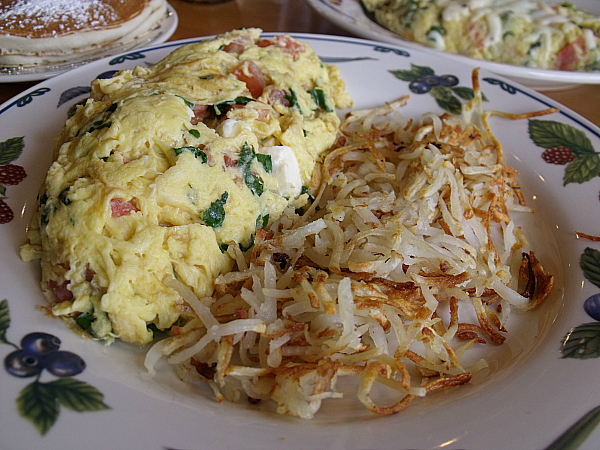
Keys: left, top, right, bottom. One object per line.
{"left": 0, "top": 0, "right": 167, "bottom": 67}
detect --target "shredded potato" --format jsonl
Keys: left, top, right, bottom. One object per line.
{"left": 146, "top": 70, "right": 555, "bottom": 418}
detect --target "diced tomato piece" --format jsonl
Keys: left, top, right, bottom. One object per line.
{"left": 268, "top": 89, "right": 291, "bottom": 107}
{"left": 231, "top": 61, "right": 266, "bottom": 98}
{"left": 49, "top": 279, "right": 73, "bottom": 303}
{"left": 191, "top": 104, "right": 209, "bottom": 125}
{"left": 110, "top": 198, "right": 138, "bottom": 217}
{"left": 223, "top": 35, "right": 251, "bottom": 53}
{"left": 258, "top": 36, "right": 305, "bottom": 58}
{"left": 556, "top": 36, "right": 586, "bottom": 70}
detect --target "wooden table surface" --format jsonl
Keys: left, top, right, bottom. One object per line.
{"left": 1, "top": 0, "right": 599, "bottom": 127}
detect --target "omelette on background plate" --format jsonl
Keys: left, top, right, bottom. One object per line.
{"left": 362, "top": 0, "right": 600, "bottom": 71}
{"left": 20, "top": 28, "right": 352, "bottom": 345}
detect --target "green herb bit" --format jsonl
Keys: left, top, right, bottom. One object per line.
{"left": 256, "top": 154, "right": 272, "bottom": 173}
{"left": 203, "top": 191, "right": 229, "bottom": 228}
{"left": 59, "top": 188, "right": 72, "bottom": 206}
{"left": 75, "top": 313, "right": 95, "bottom": 334}
{"left": 237, "top": 142, "right": 256, "bottom": 168}
{"left": 308, "top": 88, "right": 333, "bottom": 113}
{"left": 147, "top": 323, "right": 161, "bottom": 336}
{"left": 173, "top": 146, "right": 208, "bottom": 164}
{"left": 285, "top": 89, "right": 304, "bottom": 115}
{"left": 245, "top": 171, "right": 264, "bottom": 196}
{"left": 86, "top": 121, "right": 112, "bottom": 134}
{"left": 301, "top": 185, "right": 315, "bottom": 203}
{"left": 239, "top": 234, "right": 255, "bottom": 252}
{"left": 428, "top": 25, "right": 445, "bottom": 36}
{"left": 214, "top": 96, "right": 254, "bottom": 117}
{"left": 188, "top": 129, "right": 201, "bottom": 139}
{"left": 176, "top": 95, "right": 195, "bottom": 109}
{"left": 219, "top": 243, "right": 229, "bottom": 253}
{"left": 256, "top": 214, "right": 269, "bottom": 230}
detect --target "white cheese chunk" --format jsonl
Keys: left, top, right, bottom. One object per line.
{"left": 219, "top": 118, "right": 251, "bottom": 138}
{"left": 260, "top": 145, "right": 303, "bottom": 198}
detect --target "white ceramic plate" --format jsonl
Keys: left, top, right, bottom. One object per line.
{"left": 0, "top": 3, "right": 178, "bottom": 83}
{"left": 1, "top": 34, "right": 600, "bottom": 450}
{"left": 306, "top": 0, "right": 600, "bottom": 90}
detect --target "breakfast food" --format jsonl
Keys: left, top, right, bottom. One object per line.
{"left": 20, "top": 28, "right": 352, "bottom": 345}
{"left": 361, "top": 0, "right": 600, "bottom": 71}
{"left": 145, "top": 71, "right": 554, "bottom": 418}
{"left": 0, "top": 0, "right": 168, "bottom": 67}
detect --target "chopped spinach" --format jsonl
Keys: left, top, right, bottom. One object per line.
{"left": 173, "top": 146, "right": 208, "bottom": 163}
{"left": 237, "top": 142, "right": 264, "bottom": 195}
{"left": 188, "top": 129, "right": 201, "bottom": 139}
{"left": 176, "top": 95, "right": 195, "bottom": 109}
{"left": 245, "top": 172, "right": 264, "bottom": 196}
{"left": 213, "top": 96, "right": 254, "bottom": 117}
{"left": 256, "top": 153, "right": 272, "bottom": 173}
{"left": 59, "top": 188, "right": 72, "bottom": 206}
{"left": 237, "top": 142, "right": 256, "bottom": 168}
{"left": 203, "top": 191, "right": 228, "bottom": 228}
{"left": 76, "top": 313, "right": 95, "bottom": 334}
{"left": 285, "top": 89, "right": 304, "bottom": 114}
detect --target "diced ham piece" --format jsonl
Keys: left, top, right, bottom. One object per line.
{"left": 224, "top": 154, "right": 237, "bottom": 167}
{"left": 231, "top": 61, "right": 266, "bottom": 98}
{"left": 110, "top": 198, "right": 138, "bottom": 217}
{"left": 49, "top": 279, "right": 73, "bottom": 303}
{"left": 191, "top": 104, "right": 209, "bottom": 125}
{"left": 268, "top": 89, "right": 291, "bottom": 107}
{"left": 556, "top": 36, "right": 586, "bottom": 71}
{"left": 85, "top": 266, "right": 95, "bottom": 282}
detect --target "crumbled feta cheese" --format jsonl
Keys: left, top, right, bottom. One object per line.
{"left": 260, "top": 146, "right": 303, "bottom": 198}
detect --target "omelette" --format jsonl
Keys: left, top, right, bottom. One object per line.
{"left": 20, "top": 28, "right": 352, "bottom": 345}
{"left": 362, "top": 0, "right": 600, "bottom": 71}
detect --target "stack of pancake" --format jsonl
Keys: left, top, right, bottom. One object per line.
{"left": 0, "top": 0, "right": 168, "bottom": 67}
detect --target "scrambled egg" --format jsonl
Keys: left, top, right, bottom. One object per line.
{"left": 21, "top": 28, "right": 352, "bottom": 345}
{"left": 362, "top": 0, "right": 600, "bottom": 71}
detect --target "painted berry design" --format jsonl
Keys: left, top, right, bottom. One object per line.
{"left": 529, "top": 120, "right": 600, "bottom": 186}
{"left": 0, "top": 137, "right": 27, "bottom": 225}
{"left": 389, "top": 64, "right": 482, "bottom": 114}
{"left": 0, "top": 164, "right": 26, "bottom": 185}
{"left": 0, "top": 299, "right": 109, "bottom": 435}
{"left": 541, "top": 146, "right": 574, "bottom": 165}
{"left": 0, "top": 199, "right": 14, "bottom": 224}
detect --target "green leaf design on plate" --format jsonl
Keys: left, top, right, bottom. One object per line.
{"left": 528, "top": 120, "right": 595, "bottom": 155}
{"left": 0, "top": 299, "right": 11, "bottom": 346}
{"left": 580, "top": 247, "right": 600, "bottom": 288}
{"left": 16, "top": 378, "right": 110, "bottom": 435}
{"left": 546, "top": 405, "right": 600, "bottom": 450}
{"left": 17, "top": 382, "right": 60, "bottom": 436}
{"left": 389, "top": 63, "right": 434, "bottom": 82}
{"left": 452, "top": 86, "right": 476, "bottom": 101}
{"left": 0, "top": 137, "right": 25, "bottom": 165}
{"left": 436, "top": 97, "right": 462, "bottom": 115}
{"left": 429, "top": 85, "right": 453, "bottom": 101}
{"left": 563, "top": 154, "right": 600, "bottom": 185}
{"left": 49, "top": 378, "right": 110, "bottom": 412}
{"left": 561, "top": 322, "right": 600, "bottom": 359}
